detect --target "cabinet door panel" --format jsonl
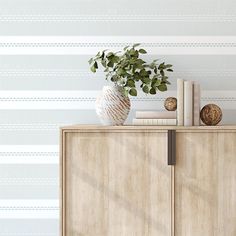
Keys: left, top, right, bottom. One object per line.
{"left": 63, "top": 131, "right": 172, "bottom": 236}
{"left": 175, "top": 132, "right": 236, "bottom": 236}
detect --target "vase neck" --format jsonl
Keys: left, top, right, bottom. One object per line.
{"left": 103, "top": 85, "right": 123, "bottom": 92}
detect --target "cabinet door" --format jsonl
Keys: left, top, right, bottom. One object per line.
{"left": 175, "top": 131, "right": 236, "bottom": 236}
{"left": 62, "top": 131, "right": 172, "bottom": 236}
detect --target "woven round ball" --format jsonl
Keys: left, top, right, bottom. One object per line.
{"left": 164, "top": 97, "right": 177, "bottom": 111}
{"left": 200, "top": 104, "right": 222, "bottom": 126}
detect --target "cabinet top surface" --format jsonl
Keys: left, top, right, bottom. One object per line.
{"left": 61, "top": 124, "right": 236, "bottom": 131}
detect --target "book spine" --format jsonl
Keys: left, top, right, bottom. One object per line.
{"left": 133, "top": 119, "right": 177, "bottom": 125}
{"left": 184, "top": 81, "right": 193, "bottom": 126}
{"left": 193, "top": 82, "right": 201, "bottom": 126}
{"left": 177, "top": 79, "right": 184, "bottom": 126}
{"left": 135, "top": 111, "right": 176, "bottom": 119}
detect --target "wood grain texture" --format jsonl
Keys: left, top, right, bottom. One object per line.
{"left": 61, "top": 125, "right": 236, "bottom": 236}
{"left": 175, "top": 132, "right": 236, "bottom": 236}
{"left": 62, "top": 131, "right": 172, "bottom": 236}
{"left": 61, "top": 125, "right": 236, "bottom": 132}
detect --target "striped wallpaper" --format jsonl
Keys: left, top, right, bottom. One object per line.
{"left": 0, "top": 0, "right": 236, "bottom": 235}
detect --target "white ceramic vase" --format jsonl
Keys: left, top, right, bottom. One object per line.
{"left": 96, "top": 85, "right": 131, "bottom": 125}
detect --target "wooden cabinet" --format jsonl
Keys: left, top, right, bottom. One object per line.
{"left": 61, "top": 126, "right": 236, "bottom": 236}
{"left": 175, "top": 131, "right": 236, "bottom": 236}
{"left": 61, "top": 129, "right": 172, "bottom": 236}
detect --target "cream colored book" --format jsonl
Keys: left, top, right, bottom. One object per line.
{"left": 193, "top": 82, "right": 201, "bottom": 126}
{"left": 135, "top": 111, "right": 176, "bottom": 119}
{"left": 184, "top": 80, "right": 193, "bottom": 126}
{"left": 177, "top": 79, "right": 184, "bottom": 126}
{"left": 133, "top": 119, "right": 177, "bottom": 125}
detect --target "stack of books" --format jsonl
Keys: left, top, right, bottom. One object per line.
{"left": 177, "top": 79, "right": 201, "bottom": 126}
{"left": 132, "top": 78, "right": 200, "bottom": 126}
{"left": 133, "top": 111, "right": 177, "bottom": 125}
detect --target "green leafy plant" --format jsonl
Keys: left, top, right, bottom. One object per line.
{"left": 89, "top": 44, "right": 173, "bottom": 97}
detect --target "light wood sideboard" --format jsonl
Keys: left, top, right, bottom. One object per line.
{"left": 61, "top": 125, "right": 236, "bottom": 236}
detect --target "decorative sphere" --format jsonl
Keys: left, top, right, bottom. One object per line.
{"left": 164, "top": 97, "right": 177, "bottom": 111}
{"left": 200, "top": 104, "right": 222, "bottom": 126}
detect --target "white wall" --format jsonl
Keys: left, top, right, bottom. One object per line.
{"left": 0, "top": 0, "right": 236, "bottom": 235}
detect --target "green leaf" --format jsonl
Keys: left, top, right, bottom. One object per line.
{"left": 154, "top": 66, "right": 157, "bottom": 74}
{"left": 134, "top": 73, "right": 140, "bottom": 81}
{"left": 129, "top": 49, "right": 136, "bottom": 56}
{"left": 156, "top": 79, "right": 161, "bottom": 86}
{"left": 135, "top": 62, "right": 143, "bottom": 69}
{"left": 123, "top": 46, "right": 129, "bottom": 51}
{"left": 158, "top": 62, "right": 165, "bottom": 70}
{"left": 90, "top": 65, "right": 96, "bottom": 73}
{"left": 123, "top": 89, "right": 129, "bottom": 97}
{"left": 142, "top": 77, "right": 151, "bottom": 84}
{"left": 151, "top": 77, "right": 157, "bottom": 84}
{"left": 112, "top": 55, "right": 120, "bottom": 63}
{"left": 150, "top": 87, "right": 156, "bottom": 94}
{"left": 136, "top": 58, "right": 146, "bottom": 64}
{"left": 126, "top": 79, "right": 135, "bottom": 87}
{"left": 117, "top": 68, "right": 126, "bottom": 76}
{"left": 129, "top": 58, "right": 136, "bottom": 65}
{"left": 158, "top": 84, "right": 167, "bottom": 92}
{"left": 162, "top": 76, "right": 168, "bottom": 81}
{"left": 140, "top": 69, "right": 148, "bottom": 77}
{"left": 94, "top": 61, "right": 98, "bottom": 69}
{"left": 167, "top": 69, "right": 173, "bottom": 72}
{"left": 165, "top": 64, "right": 172, "bottom": 68}
{"left": 149, "top": 63, "right": 155, "bottom": 69}
{"left": 95, "top": 51, "right": 101, "bottom": 57}
{"left": 133, "top": 43, "right": 141, "bottom": 48}
{"left": 142, "top": 85, "right": 149, "bottom": 93}
{"left": 129, "top": 88, "right": 137, "bottom": 96}
{"left": 106, "top": 52, "right": 114, "bottom": 58}
{"left": 139, "top": 49, "right": 147, "bottom": 54}
{"left": 107, "top": 61, "right": 114, "bottom": 68}
{"left": 101, "top": 60, "right": 106, "bottom": 67}
{"left": 88, "top": 58, "right": 93, "bottom": 64}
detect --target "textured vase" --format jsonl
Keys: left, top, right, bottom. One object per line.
{"left": 96, "top": 85, "right": 131, "bottom": 125}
